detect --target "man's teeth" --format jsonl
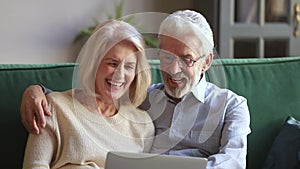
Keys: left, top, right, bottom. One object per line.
{"left": 108, "top": 80, "right": 124, "bottom": 87}
{"left": 171, "top": 77, "right": 183, "bottom": 82}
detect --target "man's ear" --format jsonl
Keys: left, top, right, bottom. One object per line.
{"left": 202, "top": 53, "right": 213, "bottom": 73}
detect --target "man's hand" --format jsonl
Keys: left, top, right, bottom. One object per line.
{"left": 20, "top": 85, "right": 51, "bottom": 134}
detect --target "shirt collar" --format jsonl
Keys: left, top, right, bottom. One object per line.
{"left": 191, "top": 74, "right": 207, "bottom": 103}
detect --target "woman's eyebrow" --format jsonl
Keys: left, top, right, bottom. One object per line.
{"left": 125, "top": 61, "right": 137, "bottom": 66}
{"left": 104, "top": 57, "right": 119, "bottom": 62}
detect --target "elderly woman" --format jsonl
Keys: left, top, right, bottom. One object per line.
{"left": 22, "top": 20, "right": 154, "bottom": 169}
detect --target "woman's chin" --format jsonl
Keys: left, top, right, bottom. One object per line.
{"left": 110, "top": 92, "right": 124, "bottom": 100}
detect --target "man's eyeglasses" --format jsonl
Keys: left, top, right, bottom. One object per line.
{"left": 159, "top": 51, "right": 204, "bottom": 67}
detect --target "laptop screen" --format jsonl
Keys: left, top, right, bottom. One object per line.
{"left": 105, "top": 151, "right": 207, "bottom": 169}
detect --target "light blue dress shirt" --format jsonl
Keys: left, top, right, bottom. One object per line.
{"left": 140, "top": 75, "right": 251, "bottom": 169}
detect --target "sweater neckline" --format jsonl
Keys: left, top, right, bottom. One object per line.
{"left": 70, "top": 89, "right": 128, "bottom": 125}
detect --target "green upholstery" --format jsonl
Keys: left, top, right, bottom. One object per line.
{"left": 1, "top": 57, "right": 300, "bottom": 169}
{"left": 207, "top": 57, "right": 300, "bottom": 169}
{"left": 0, "top": 64, "right": 76, "bottom": 168}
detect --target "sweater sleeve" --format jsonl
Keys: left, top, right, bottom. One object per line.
{"left": 143, "top": 122, "right": 155, "bottom": 153}
{"left": 22, "top": 105, "right": 58, "bottom": 169}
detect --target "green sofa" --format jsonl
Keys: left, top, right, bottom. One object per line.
{"left": 1, "top": 57, "right": 300, "bottom": 169}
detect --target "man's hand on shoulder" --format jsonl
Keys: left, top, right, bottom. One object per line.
{"left": 20, "top": 85, "right": 51, "bottom": 134}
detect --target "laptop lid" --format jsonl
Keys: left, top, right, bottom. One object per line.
{"left": 105, "top": 151, "right": 207, "bottom": 169}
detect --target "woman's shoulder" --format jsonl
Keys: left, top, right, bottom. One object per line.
{"left": 46, "top": 89, "right": 73, "bottom": 103}
{"left": 46, "top": 89, "right": 75, "bottom": 116}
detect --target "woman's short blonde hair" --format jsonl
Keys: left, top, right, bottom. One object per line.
{"left": 77, "top": 20, "right": 151, "bottom": 107}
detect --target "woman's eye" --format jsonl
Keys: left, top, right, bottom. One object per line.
{"left": 108, "top": 62, "right": 118, "bottom": 67}
{"left": 125, "top": 64, "right": 135, "bottom": 70}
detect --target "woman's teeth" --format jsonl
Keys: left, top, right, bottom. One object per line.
{"left": 108, "top": 80, "right": 124, "bottom": 87}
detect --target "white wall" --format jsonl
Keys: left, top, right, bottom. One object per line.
{"left": 0, "top": 0, "right": 193, "bottom": 63}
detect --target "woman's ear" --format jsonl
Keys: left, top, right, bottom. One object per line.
{"left": 202, "top": 53, "right": 213, "bottom": 73}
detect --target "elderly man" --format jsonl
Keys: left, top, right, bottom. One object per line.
{"left": 21, "top": 10, "right": 251, "bottom": 169}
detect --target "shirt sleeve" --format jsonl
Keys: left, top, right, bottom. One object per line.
{"left": 39, "top": 83, "right": 53, "bottom": 95}
{"left": 207, "top": 98, "right": 251, "bottom": 169}
{"left": 138, "top": 83, "right": 164, "bottom": 111}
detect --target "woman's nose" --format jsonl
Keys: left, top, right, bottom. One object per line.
{"left": 114, "top": 64, "right": 125, "bottom": 79}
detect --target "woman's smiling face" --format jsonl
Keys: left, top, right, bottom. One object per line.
{"left": 95, "top": 41, "right": 137, "bottom": 102}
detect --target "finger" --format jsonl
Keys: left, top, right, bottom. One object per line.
{"left": 32, "top": 118, "right": 40, "bottom": 135}
{"left": 35, "top": 105, "right": 46, "bottom": 128}
{"left": 23, "top": 109, "right": 39, "bottom": 134}
{"left": 42, "top": 99, "right": 51, "bottom": 116}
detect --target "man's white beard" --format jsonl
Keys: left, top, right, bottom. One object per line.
{"left": 165, "top": 84, "right": 188, "bottom": 98}
{"left": 165, "top": 72, "right": 202, "bottom": 99}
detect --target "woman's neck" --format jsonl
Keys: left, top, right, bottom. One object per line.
{"left": 75, "top": 89, "right": 118, "bottom": 117}
{"left": 95, "top": 98, "right": 118, "bottom": 117}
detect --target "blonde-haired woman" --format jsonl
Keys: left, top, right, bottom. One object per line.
{"left": 23, "top": 20, "right": 154, "bottom": 169}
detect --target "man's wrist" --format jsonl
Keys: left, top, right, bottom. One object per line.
{"left": 31, "top": 83, "right": 52, "bottom": 95}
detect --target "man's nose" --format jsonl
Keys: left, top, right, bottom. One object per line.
{"left": 167, "top": 59, "right": 182, "bottom": 74}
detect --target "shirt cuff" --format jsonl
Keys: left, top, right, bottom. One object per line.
{"left": 32, "top": 83, "right": 52, "bottom": 95}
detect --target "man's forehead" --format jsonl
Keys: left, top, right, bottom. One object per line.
{"left": 160, "top": 34, "right": 201, "bottom": 44}
{"left": 159, "top": 35, "right": 202, "bottom": 54}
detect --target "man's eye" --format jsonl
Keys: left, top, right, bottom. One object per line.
{"left": 182, "top": 58, "right": 193, "bottom": 64}
{"left": 163, "top": 54, "right": 174, "bottom": 61}
{"left": 166, "top": 55, "right": 173, "bottom": 59}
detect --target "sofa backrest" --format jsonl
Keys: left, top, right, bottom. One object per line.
{"left": 208, "top": 57, "right": 300, "bottom": 169}
{"left": 0, "top": 63, "right": 76, "bottom": 168}
{"left": 1, "top": 57, "right": 300, "bottom": 169}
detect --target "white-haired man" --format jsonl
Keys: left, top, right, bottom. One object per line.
{"left": 140, "top": 10, "right": 251, "bottom": 169}
{"left": 21, "top": 10, "right": 251, "bottom": 169}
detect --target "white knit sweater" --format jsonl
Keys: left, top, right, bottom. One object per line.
{"left": 23, "top": 90, "right": 154, "bottom": 169}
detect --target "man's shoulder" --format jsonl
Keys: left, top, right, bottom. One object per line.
{"left": 148, "top": 83, "right": 164, "bottom": 92}
{"left": 139, "top": 83, "right": 165, "bottom": 111}
{"left": 206, "top": 82, "right": 247, "bottom": 102}
{"left": 205, "top": 82, "right": 250, "bottom": 119}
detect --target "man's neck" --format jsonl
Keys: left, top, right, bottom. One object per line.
{"left": 164, "top": 91, "right": 182, "bottom": 103}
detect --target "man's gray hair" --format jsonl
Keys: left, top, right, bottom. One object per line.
{"left": 159, "top": 10, "right": 214, "bottom": 57}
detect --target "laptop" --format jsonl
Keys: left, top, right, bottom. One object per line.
{"left": 105, "top": 151, "right": 207, "bottom": 169}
